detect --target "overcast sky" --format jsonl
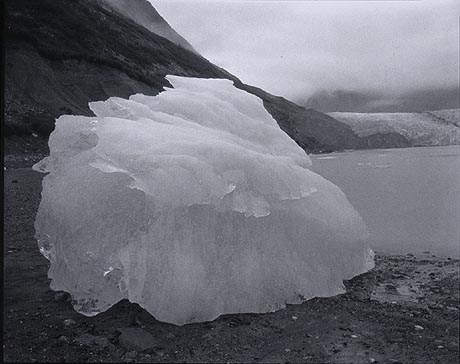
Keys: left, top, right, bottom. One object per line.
{"left": 151, "top": 0, "right": 459, "bottom": 101}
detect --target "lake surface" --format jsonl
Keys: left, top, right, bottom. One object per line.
{"left": 311, "top": 146, "right": 460, "bottom": 257}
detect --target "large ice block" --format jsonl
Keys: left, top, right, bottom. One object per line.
{"left": 33, "top": 76, "right": 374, "bottom": 325}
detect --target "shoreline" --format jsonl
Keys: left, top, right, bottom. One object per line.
{"left": 3, "top": 167, "right": 459, "bottom": 363}
{"left": 3, "top": 142, "right": 460, "bottom": 170}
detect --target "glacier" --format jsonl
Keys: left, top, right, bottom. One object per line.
{"left": 329, "top": 110, "right": 460, "bottom": 146}
{"left": 33, "top": 76, "right": 374, "bottom": 325}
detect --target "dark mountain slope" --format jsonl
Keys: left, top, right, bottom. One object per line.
{"left": 235, "top": 83, "right": 360, "bottom": 151}
{"left": 96, "top": 0, "right": 198, "bottom": 54}
{"left": 4, "top": 0, "right": 364, "bottom": 158}
{"left": 5, "top": 0, "right": 226, "bottom": 136}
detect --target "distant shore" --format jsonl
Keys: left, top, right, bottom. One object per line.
{"left": 3, "top": 166, "right": 459, "bottom": 363}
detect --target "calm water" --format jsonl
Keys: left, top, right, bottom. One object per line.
{"left": 311, "top": 146, "right": 460, "bottom": 257}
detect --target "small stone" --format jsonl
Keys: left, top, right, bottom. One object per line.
{"left": 76, "top": 334, "right": 111, "bottom": 348}
{"left": 437, "top": 345, "right": 444, "bottom": 349}
{"left": 123, "top": 351, "right": 138, "bottom": 360}
{"left": 291, "top": 316, "right": 298, "bottom": 321}
{"left": 385, "top": 284, "right": 397, "bottom": 291}
{"left": 58, "top": 336, "right": 69, "bottom": 343}
{"left": 54, "top": 292, "right": 69, "bottom": 302}
{"left": 351, "top": 335, "right": 358, "bottom": 338}
{"left": 63, "top": 319, "right": 76, "bottom": 327}
{"left": 414, "top": 325, "right": 424, "bottom": 331}
{"left": 118, "top": 327, "right": 155, "bottom": 352}
{"left": 284, "top": 348, "right": 291, "bottom": 353}
{"left": 369, "top": 358, "right": 376, "bottom": 363}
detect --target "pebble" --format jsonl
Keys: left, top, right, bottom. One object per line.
{"left": 369, "top": 358, "right": 376, "bottom": 363}
{"left": 54, "top": 292, "right": 69, "bottom": 302}
{"left": 351, "top": 335, "right": 358, "bottom": 338}
{"left": 58, "top": 335, "right": 69, "bottom": 343}
{"left": 291, "top": 316, "right": 298, "bottom": 321}
{"left": 63, "top": 319, "right": 76, "bottom": 327}
{"left": 414, "top": 325, "right": 424, "bottom": 331}
{"left": 76, "top": 334, "right": 111, "bottom": 348}
{"left": 118, "top": 327, "right": 155, "bottom": 352}
{"left": 123, "top": 350, "right": 138, "bottom": 360}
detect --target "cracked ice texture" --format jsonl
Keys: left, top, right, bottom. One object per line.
{"left": 33, "top": 76, "right": 374, "bottom": 325}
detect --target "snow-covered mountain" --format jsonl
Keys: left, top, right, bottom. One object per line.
{"left": 329, "top": 109, "right": 460, "bottom": 146}
{"left": 97, "top": 0, "right": 198, "bottom": 54}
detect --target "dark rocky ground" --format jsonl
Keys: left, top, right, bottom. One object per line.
{"left": 3, "top": 166, "right": 459, "bottom": 363}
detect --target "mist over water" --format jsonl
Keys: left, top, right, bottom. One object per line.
{"left": 311, "top": 146, "right": 460, "bottom": 258}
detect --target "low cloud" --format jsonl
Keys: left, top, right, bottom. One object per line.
{"left": 152, "top": 0, "right": 459, "bottom": 101}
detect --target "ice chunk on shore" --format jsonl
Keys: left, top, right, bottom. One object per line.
{"left": 34, "top": 76, "right": 374, "bottom": 325}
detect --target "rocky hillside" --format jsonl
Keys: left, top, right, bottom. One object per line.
{"left": 4, "top": 0, "right": 410, "bottom": 161}
{"left": 329, "top": 110, "right": 460, "bottom": 147}
{"left": 4, "top": 0, "right": 225, "bottom": 137}
{"left": 96, "top": 0, "right": 198, "bottom": 54}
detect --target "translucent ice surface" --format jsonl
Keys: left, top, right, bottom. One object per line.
{"left": 33, "top": 76, "right": 374, "bottom": 325}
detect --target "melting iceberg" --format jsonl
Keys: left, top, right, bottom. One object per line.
{"left": 33, "top": 76, "right": 374, "bottom": 325}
